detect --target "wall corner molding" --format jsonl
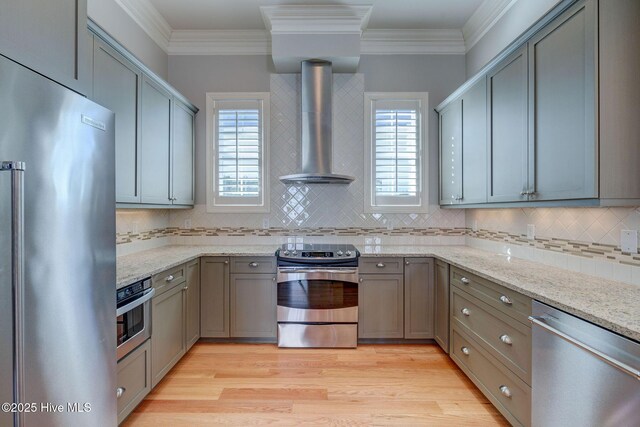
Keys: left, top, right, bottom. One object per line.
{"left": 462, "top": 0, "right": 518, "bottom": 52}
{"left": 114, "top": 0, "right": 172, "bottom": 52}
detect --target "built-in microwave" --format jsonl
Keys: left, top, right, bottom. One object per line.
{"left": 116, "top": 278, "right": 154, "bottom": 361}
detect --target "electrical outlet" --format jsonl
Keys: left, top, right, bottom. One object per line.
{"left": 527, "top": 224, "right": 535, "bottom": 240}
{"left": 262, "top": 217, "right": 270, "bottom": 229}
{"left": 184, "top": 219, "right": 192, "bottom": 229}
{"left": 472, "top": 220, "right": 478, "bottom": 232}
{"left": 620, "top": 230, "right": 638, "bottom": 254}
{"left": 131, "top": 221, "right": 139, "bottom": 234}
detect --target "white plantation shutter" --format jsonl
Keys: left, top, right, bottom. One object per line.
{"left": 365, "top": 94, "right": 427, "bottom": 211}
{"left": 207, "top": 94, "right": 270, "bottom": 212}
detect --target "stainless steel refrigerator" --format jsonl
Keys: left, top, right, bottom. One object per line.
{"left": 0, "top": 55, "right": 116, "bottom": 426}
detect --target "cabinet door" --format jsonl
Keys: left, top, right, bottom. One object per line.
{"left": 528, "top": 0, "right": 597, "bottom": 201}
{"left": 230, "top": 274, "right": 277, "bottom": 338}
{"left": 439, "top": 99, "right": 463, "bottom": 205}
{"left": 461, "top": 77, "right": 488, "bottom": 204}
{"left": 200, "top": 257, "right": 230, "bottom": 338}
{"left": 185, "top": 259, "right": 200, "bottom": 350}
{"left": 140, "top": 76, "right": 172, "bottom": 205}
{"left": 116, "top": 339, "right": 150, "bottom": 424}
{"left": 434, "top": 260, "right": 450, "bottom": 353}
{"left": 151, "top": 282, "right": 186, "bottom": 387}
{"left": 172, "top": 99, "right": 195, "bottom": 205}
{"left": 358, "top": 274, "right": 404, "bottom": 339}
{"left": 404, "top": 258, "right": 435, "bottom": 339}
{"left": 488, "top": 46, "right": 529, "bottom": 203}
{"left": 92, "top": 39, "right": 142, "bottom": 203}
{"left": 0, "top": 0, "right": 89, "bottom": 95}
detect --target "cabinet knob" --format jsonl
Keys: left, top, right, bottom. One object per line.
{"left": 183, "top": 286, "right": 189, "bottom": 291}
{"left": 405, "top": 261, "right": 410, "bottom": 265}
{"left": 224, "top": 260, "right": 229, "bottom": 265}
{"left": 460, "top": 277, "right": 470, "bottom": 284}
{"left": 165, "top": 275, "right": 174, "bottom": 282}
{"left": 520, "top": 191, "right": 527, "bottom": 196}
{"left": 499, "top": 334, "right": 513, "bottom": 345}
{"left": 272, "top": 277, "right": 276, "bottom": 282}
{"left": 376, "top": 263, "right": 385, "bottom": 268}
{"left": 499, "top": 385, "right": 512, "bottom": 398}
{"left": 461, "top": 346, "right": 470, "bottom": 356}
{"left": 359, "top": 278, "right": 363, "bottom": 283}
{"left": 116, "top": 387, "right": 126, "bottom": 399}
{"left": 249, "top": 262, "right": 259, "bottom": 268}
{"left": 499, "top": 295, "right": 513, "bottom": 306}
{"left": 461, "top": 308, "right": 470, "bottom": 317}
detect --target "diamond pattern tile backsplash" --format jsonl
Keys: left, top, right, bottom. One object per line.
{"left": 170, "top": 74, "right": 464, "bottom": 230}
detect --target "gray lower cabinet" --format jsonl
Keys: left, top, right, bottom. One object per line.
{"left": 434, "top": 260, "right": 450, "bottom": 353}
{"left": 200, "top": 257, "right": 230, "bottom": 338}
{"left": 403, "top": 258, "right": 435, "bottom": 339}
{"left": 185, "top": 259, "right": 201, "bottom": 350}
{"left": 92, "top": 38, "right": 142, "bottom": 204}
{"left": 0, "top": 0, "right": 90, "bottom": 95}
{"left": 140, "top": 76, "right": 172, "bottom": 205}
{"left": 358, "top": 274, "right": 404, "bottom": 339}
{"left": 487, "top": 45, "right": 530, "bottom": 203}
{"left": 151, "top": 280, "right": 186, "bottom": 387}
{"left": 528, "top": 0, "right": 597, "bottom": 201}
{"left": 230, "top": 273, "right": 277, "bottom": 338}
{"left": 116, "top": 339, "right": 151, "bottom": 424}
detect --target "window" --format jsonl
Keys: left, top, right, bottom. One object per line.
{"left": 364, "top": 92, "right": 428, "bottom": 213}
{"left": 206, "top": 93, "right": 270, "bottom": 213}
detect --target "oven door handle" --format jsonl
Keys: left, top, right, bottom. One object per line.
{"left": 116, "top": 288, "right": 155, "bottom": 317}
{"left": 278, "top": 268, "right": 358, "bottom": 275}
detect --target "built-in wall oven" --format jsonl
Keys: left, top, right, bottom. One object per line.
{"left": 276, "top": 244, "right": 360, "bottom": 348}
{"left": 116, "top": 278, "right": 154, "bottom": 361}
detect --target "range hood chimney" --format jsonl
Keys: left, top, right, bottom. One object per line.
{"left": 280, "top": 60, "right": 355, "bottom": 184}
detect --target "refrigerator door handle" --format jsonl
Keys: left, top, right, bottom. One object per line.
{"left": 2, "top": 161, "right": 25, "bottom": 427}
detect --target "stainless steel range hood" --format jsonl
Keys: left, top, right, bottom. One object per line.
{"left": 280, "top": 60, "right": 355, "bottom": 184}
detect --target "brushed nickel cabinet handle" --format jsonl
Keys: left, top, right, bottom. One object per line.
{"left": 499, "top": 295, "right": 513, "bottom": 305}
{"left": 376, "top": 263, "right": 385, "bottom": 268}
{"left": 165, "top": 275, "right": 174, "bottom": 282}
{"left": 249, "top": 262, "right": 259, "bottom": 268}
{"left": 461, "top": 308, "right": 471, "bottom": 316}
{"left": 499, "top": 385, "right": 512, "bottom": 398}
{"left": 499, "top": 334, "right": 513, "bottom": 345}
{"left": 460, "top": 277, "right": 470, "bottom": 284}
{"left": 461, "top": 347, "right": 470, "bottom": 355}
{"left": 116, "top": 387, "right": 126, "bottom": 398}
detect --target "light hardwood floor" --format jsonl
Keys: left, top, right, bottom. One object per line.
{"left": 124, "top": 343, "right": 509, "bottom": 426}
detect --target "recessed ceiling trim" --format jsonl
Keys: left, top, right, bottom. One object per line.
{"left": 361, "top": 29, "right": 465, "bottom": 55}
{"left": 260, "top": 5, "right": 373, "bottom": 35}
{"left": 462, "top": 0, "right": 518, "bottom": 52}
{"left": 114, "top": 0, "right": 172, "bottom": 52}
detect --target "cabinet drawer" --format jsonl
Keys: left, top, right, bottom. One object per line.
{"left": 452, "top": 328, "right": 531, "bottom": 427}
{"left": 230, "top": 256, "right": 277, "bottom": 274}
{"left": 359, "top": 257, "right": 403, "bottom": 274}
{"left": 117, "top": 339, "right": 151, "bottom": 424}
{"left": 451, "top": 267, "right": 531, "bottom": 324}
{"left": 152, "top": 264, "right": 186, "bottom": 295}
{"left": 452, "top": 288, "right": 531, "bottom": 383}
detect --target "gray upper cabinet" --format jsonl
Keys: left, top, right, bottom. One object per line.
{"left": 403, "top": 258, "right": 435, "bottom": 339}
{"left": 230, "top": 274, "right": 277, "bottom": 338}
{"left": 92, "top": 38, "right": 142, "bottom": 204}
{"left": 172, "top": 99, "right": 196, "bottom": 206}
{"left": 0, "top": 0, "right": 90, "bottom": 95}
{"left": 460, "top": 77, "right": 488, "bottom": 205}
{"left": 439, "top": 99, "right": 463, "bottom": 205}
{"left": 200, "top": 257, "right": 230, "bottom": 338}
{"left": 487, "top": 46, "right": 529, "bottom": 203}
{"left": 359, "top": 274, "right": 404, "bottom": 339}
{"left": 528, "top": 0, "right": 597, "bottom": 201}
{"left": 140, "top": 76, "right": 172, "bottom": 205}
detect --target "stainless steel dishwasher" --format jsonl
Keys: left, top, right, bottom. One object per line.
{"left": 530, "top": 301, "right": 640, "bottom": 427}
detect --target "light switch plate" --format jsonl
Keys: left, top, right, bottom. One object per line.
{"left": 527, "top": 224, "right": 535, "bottom": 240}
{"left": 184, "top": 219, "right": 192, "bottom": 229}
{"left": 131, "top": 221, "right": 139, "bottom": 234}
{"left": 472, "top": 220, "right": 478, "bottom": 232}
{"left": 620, "top": 230, "right": 638, "bottom": 254}
{"left": 262, "top": 217, "right": 269, "bottom": 229}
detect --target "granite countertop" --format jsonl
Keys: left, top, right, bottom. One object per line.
{"left": 117, "top": 244, "right": 640, "bottom": 342}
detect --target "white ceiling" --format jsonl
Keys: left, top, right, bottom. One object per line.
{"left": 147, "top": 0, "right": 485, "bottom": 31}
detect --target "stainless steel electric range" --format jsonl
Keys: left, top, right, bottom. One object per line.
{"left": 276, "top": 244, "right": 360, "bottom": 348}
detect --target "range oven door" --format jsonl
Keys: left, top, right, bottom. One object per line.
{"left": 277, "top": 268, "right": 358, "bottom": 323}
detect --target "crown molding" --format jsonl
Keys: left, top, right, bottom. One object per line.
{"left": 168, "top": 30, "right": 271, "bottom": 55}
{"left": 260, "top": 5, "right": 372, "bottom": 35}
{"left": 361, "top": 29, "right": 465, "bottom": 55}
{"left": 114, "top": 0, "right": 172, "bottom": 52}
{"left": 463, "top": 0, "right": 518, "bottom": 52}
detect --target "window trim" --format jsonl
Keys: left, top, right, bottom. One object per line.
{"left": 206, "top": 92, "right": 270, "bottom": 213}
{"left": 364, "top": 92, "right": 429, "bottom": 213}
